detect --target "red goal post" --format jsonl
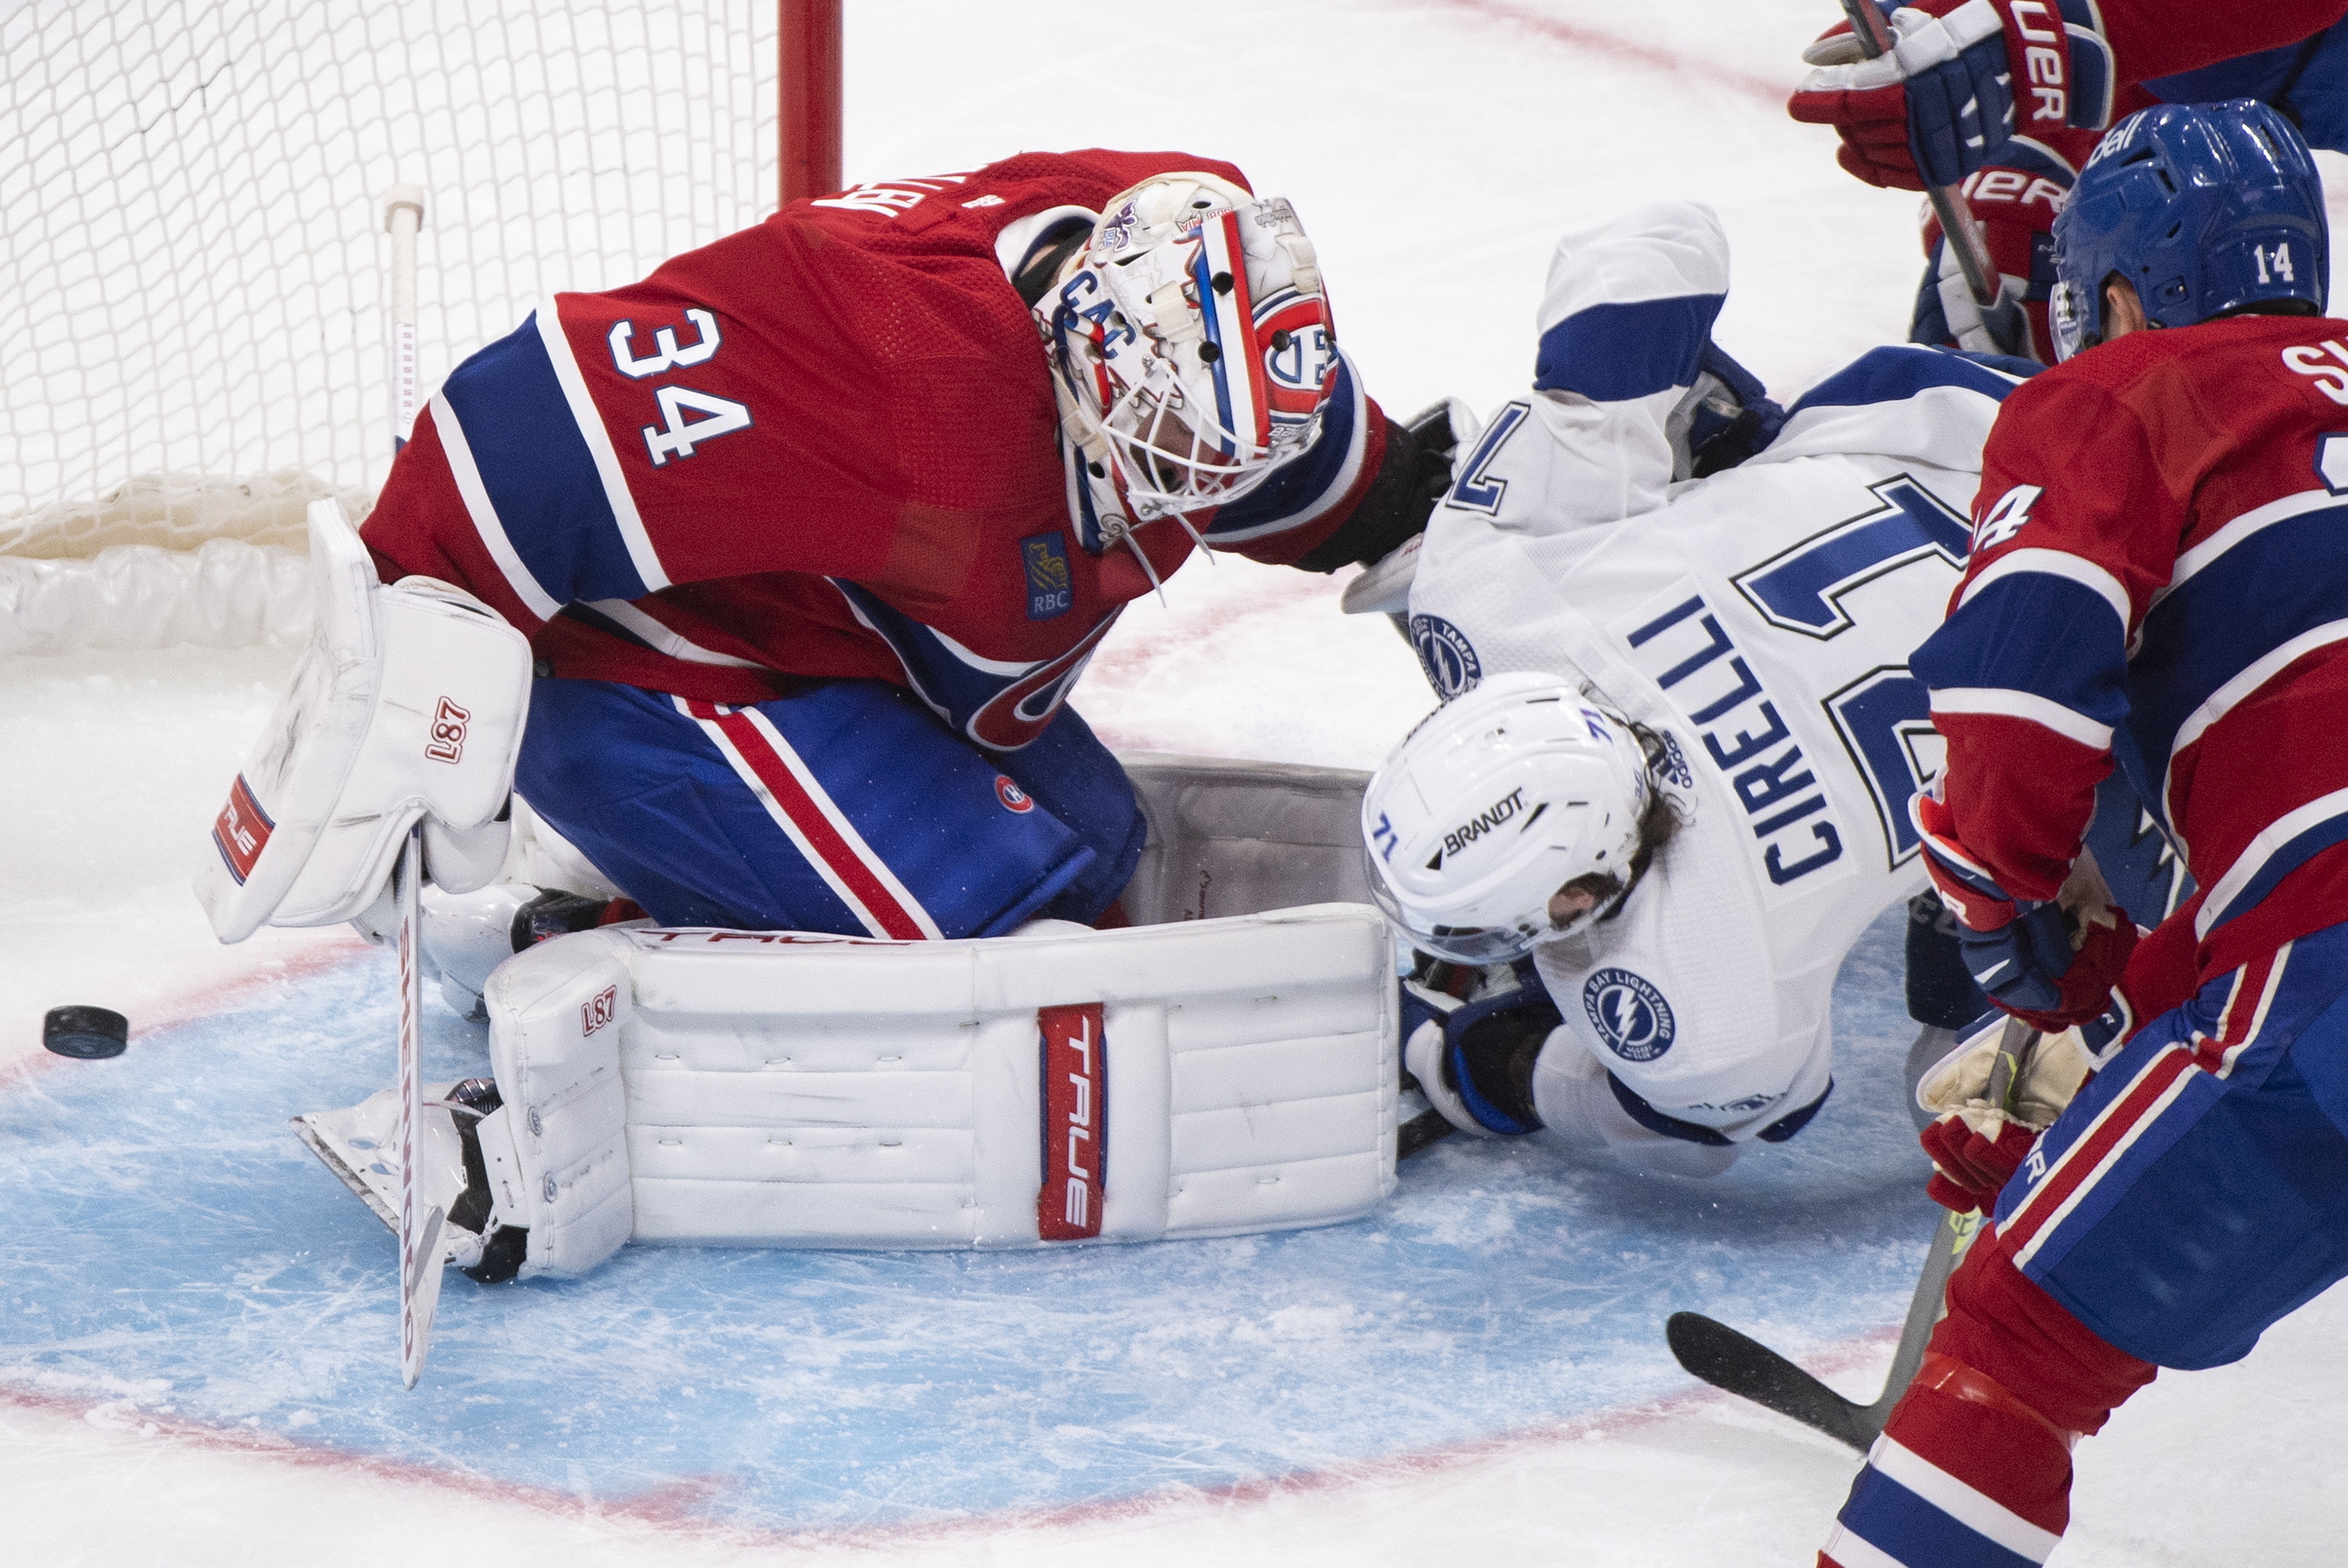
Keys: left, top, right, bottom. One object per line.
{"left": 1, "top": 2, "right": 844, "bottom": 654}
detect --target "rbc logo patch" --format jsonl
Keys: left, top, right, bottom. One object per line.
{"left": 995, "top": 775, "right": 1035, "bottom": 814}
{"left": 1408, "top": 613, "right": 1482, "bottom": 699}
{"left": 1022, "top": 533, "right": 1073, "bottom": 620}
{"left": 1582, "top": 969, "right": 1675, "bottom": 1063}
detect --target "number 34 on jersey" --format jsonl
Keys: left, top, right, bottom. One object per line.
{"left": 605, "top": 305, "right": 753, "bottom": 466}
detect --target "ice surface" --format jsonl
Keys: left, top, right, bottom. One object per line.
{"left": 6, "top": 0, "right": 2347, "bottom": 1563}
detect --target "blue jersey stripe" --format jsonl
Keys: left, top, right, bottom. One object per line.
{"left": 1532, "top": 292, "right": 1723, "bottom": 402}
{"left": 1789, "top": 344, "right": 2029, "bottom": 416}
{"left": 438, "top": 312, "right": 652, "bottom": 606}
{"left": 2126, "top": 504, "right": 2348, "bottom": 784}
{"left": 1913, "top": 572, "right": 2132, "bottom": 728}
{"left": 1835, "top": 1467, "right": 2044, "bottom": 1568}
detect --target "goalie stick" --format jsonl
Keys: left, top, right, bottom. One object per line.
{"left": 1666, "top": 1020, "right": 2039, "bottom": 1451}
{"left": 382, "top": 184, "right": 448, "bottom": 1391}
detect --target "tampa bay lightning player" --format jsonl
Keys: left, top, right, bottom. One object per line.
{"left": 1351, "top": 200, "right": 2180, "bottom": 1176}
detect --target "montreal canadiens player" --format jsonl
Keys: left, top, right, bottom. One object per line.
{"left": 1819, "top": 100, "right": 2348, "bottom": 1566}
{"left": 351, "top": 149, "right": 1449, "bottom": 962}
{"left": 1349, "top": 199, "right": 2041, "bottom": 1176}
{"left": 1790, "top": 0, "right": 2348, "bottom": 361}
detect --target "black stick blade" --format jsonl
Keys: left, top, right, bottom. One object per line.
{"left": 1666, "top": 1311, "right": 1882, "bottom": 1454}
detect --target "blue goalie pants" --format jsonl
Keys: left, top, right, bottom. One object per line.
{"left": 513, "top": 677, "right": 1145, "bottom": 939}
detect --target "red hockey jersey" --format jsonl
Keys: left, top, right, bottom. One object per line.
{"left": 1914, "top": 315, "right": 2348, "bottom": 1012}
{"left": 361, "top": 149, "right": 1385, "bottom": 750}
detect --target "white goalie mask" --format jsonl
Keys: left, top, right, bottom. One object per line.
{"left": 1038, "top": 173, "right": 1340, "bottom": 533}
{"left": 1361, "top": 673, "right": 1659, "bottom": 965}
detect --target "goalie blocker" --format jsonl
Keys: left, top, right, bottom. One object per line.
{"left": 299, "top": 758, "right": 1402, "bottom": 1270}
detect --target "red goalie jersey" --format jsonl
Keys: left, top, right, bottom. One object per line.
{"left": 361, "top": 149, "right": 1388, "bottom": 750}
{"left": 1912, "top": 315, "right": 2348, "bottom": 1017}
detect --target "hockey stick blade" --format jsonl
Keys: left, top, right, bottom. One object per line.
{"left": 1397, "top": 1107, "right": 1457, "bottom": 1160}
{"left": 1668, "top": 1023, "right": 2036, "bottom": 1448}
{"left": 402, "top": 1205, "right": 448, "bottom": 1391}
{"left": 1666, "top": 1310, "right": 1883, "bottom": 1452}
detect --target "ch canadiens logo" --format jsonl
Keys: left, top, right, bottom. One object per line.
{"left": 580, "top": 984, "right": 618, "bottom": 1037}
{"left": 424, "top": 696, "right": 471, "bottom": 764}
{"left": 1037, "top": 1002, "right": 1107, "bottom": 1241}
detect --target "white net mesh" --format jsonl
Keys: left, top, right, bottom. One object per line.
{"left": 1, "top": 0, "right": 778, "bottom": 648}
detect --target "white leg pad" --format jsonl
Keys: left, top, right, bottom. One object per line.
{"left": 1118, "top": 754, "right": 1374, "bottom": 923}
{"left": 477, "top": 939, "right": 635, "bottom": 1277}
{"left": 480, "top": 904, "right": 1396, "bottom": 1258}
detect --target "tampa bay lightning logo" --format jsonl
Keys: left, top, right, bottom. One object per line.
{"left": 1582, "top": 969, "right": 1675, "bottom": 1063}
{"left": 1408, "top": 613, "right": 1482, "bottom": 699}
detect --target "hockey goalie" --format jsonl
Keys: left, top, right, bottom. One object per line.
{"left": 190, "top": 149, "right": 1472, "bottom": 1282}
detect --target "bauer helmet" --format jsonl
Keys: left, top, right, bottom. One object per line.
{"left": 2049, "top": 99, "right": 2328, "bottom": 362}
{"left": 1038, "top": 173, "right": 1339, "bottom": 526}
{"left": 1362, "top": 672, "right": 1658, "bottom": 965}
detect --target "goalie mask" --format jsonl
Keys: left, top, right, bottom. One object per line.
{"left": 1362, "top": 673, "right": 1659, "bottom": 966}
{"left": 1038, "top": 173, "right": 1339, "bottom": 538}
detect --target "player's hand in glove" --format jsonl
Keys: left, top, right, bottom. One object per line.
{"left": 1914, "top": 793, "right": 2138, "bottom": 1033}
{"left": 1908, "top": 141, "right": 2087, "bottom": 361}
{"left": 1789, "top": 0, "right": 2115, "bottom": 192}
{"left": 1914, "top": 1020, "right": 2093, "bottom": 1212}
{"left": 1400, "top": 958, "right": 1558, "bottom": 1137}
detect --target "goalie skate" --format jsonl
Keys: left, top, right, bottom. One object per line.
{"left": 294, "top": 1079, "right": 499, "bottom": 1271}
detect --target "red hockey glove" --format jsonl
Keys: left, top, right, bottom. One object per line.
{"left": 1921, "top": 1113, "right": 2037, "bottom": 1214}
{"left": 1789, "top": 0, "right": 2116, "bottom": 192}
{"left": 1910, "top": 137, "right": 2092, "bottom": 361}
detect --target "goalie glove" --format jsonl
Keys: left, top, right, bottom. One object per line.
{"left": 1790, "top": 0, "right": 2116, "bottom": 191}
{"left": 1915, "top": 1018, "right": 2097, "bottom": 1212}
{"left": 196, "top": 499, "right": 534, "bottom": 943}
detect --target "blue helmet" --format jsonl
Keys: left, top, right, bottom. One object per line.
{"left": 2049, "top": 99, "right": 2328, "bottom": 362}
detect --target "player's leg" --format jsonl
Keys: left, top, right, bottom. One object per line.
{"left": 1821, "top": 930, "right": 2348, "bottom": 1566}
{"left": 513, "top": 677, "right": 1141, "bottom": 937}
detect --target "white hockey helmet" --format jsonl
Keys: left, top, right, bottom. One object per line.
{"left": 1362, "top": 672, "right": 1656, "bottom": 965}
{"left": 1038, "top": 172, "right": 1340, "bottom": 524}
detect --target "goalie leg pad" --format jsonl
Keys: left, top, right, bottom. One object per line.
{"left": 476, "top": 936, "right": 635, "bottom": 1278}
{"left": 1118, "top": 753, "right": 1374, "bottom": 923}
{"left": 478, "top": 906, "right": 1396, "bottom": 1260}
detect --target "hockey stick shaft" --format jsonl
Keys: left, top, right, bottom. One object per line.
{"left": 1837, "top": 0, "right": 2001, "bottom": 311}
{"left": 384, "top": 184, "right": 444, "bottom": 1390}
{"left": 394, "top": 825, "right": 444, "bottom": 1388}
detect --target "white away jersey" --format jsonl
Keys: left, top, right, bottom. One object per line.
{"left": 1404, "top": 201, "right": 2029, "bottom": 1141}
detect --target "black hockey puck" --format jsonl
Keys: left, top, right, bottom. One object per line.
{"left": 43, "top": 1005, "right": 128, "bottom": 1059}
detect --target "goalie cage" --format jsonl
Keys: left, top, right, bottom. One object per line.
{"left": 0, "top": 0, "right": 783, "bottom": 655}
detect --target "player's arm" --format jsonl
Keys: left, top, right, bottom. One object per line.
{"left": 1906, "top": 376, "right": 2177, "bottom": 1030}
{"left": 1791, "top": 0, "right": 2348, "bottom": 192}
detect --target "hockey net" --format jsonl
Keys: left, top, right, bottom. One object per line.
{"left": 1, "top": 0, "right": 780, "bottom": 655}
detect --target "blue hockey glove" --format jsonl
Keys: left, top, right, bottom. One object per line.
{"left": 1955, "top": 898, "right": 2074, "bottom": 1015}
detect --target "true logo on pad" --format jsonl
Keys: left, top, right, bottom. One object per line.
{"left": 210, "top": 773, "right": 274, "bottom": 885}
{"left": 1037, "top": 1002, "right": 1107, "bottom": 1240}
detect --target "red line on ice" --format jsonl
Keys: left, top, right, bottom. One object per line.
{"left": 1428, "top": 0, "right": 1794, "bottom": 109}
{"left": 0, "top": 1324, "right": 1902, "bottom": 1548}
{"left": 0, "top": 933, "right": 370, "bottom": 1093}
